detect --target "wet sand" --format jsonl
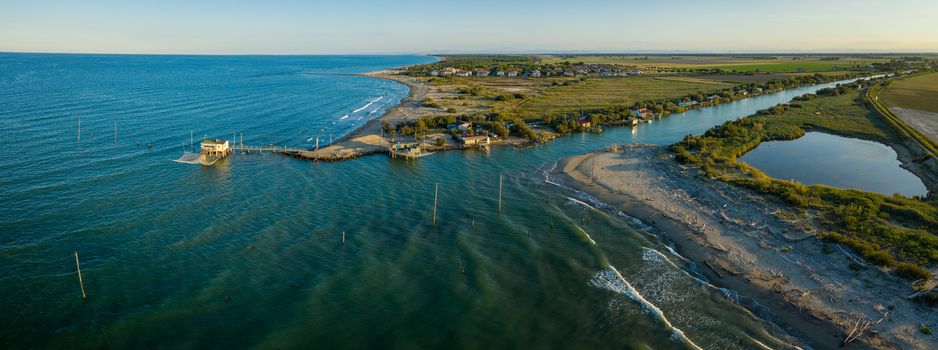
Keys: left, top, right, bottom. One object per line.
{"left": 557, "top": 144, "right": 936, "bottom": 349}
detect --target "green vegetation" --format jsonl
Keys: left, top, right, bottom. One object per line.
{"left": 531, "top": 73, "right": 861, "bottom": 134}
{"left": 869, "top": 82, "right": 938, "bottom": 158}
{"left": 881, "top": 72, "right": 938, "bottom": 114}
{"left": 511, "top": 77, "right": 731, "bottom": 120}
{"left": 922, "top": 326, "right": 933, "bottom": 335}
{"left": 408, "top": 55, "right": 540, "bottom": 75}
{"left": 540, "top": 54, "right": 890, "bottom": 74}
{"left": 669, "top": 84, "right": 938, "bottom": 281}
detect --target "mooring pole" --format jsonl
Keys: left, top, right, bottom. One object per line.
{"left": 498, "top": 173, "right": 503, "bottom": 213}
{"left": 342, "top": 231, "right": 346, "bottom": 244}
{"left": 113, "top": 121, "right": 117, "bottom": 144}
{"left": 74, "top": 252, "right": 86, "bottom": 300}
{"left": 590, "top": 157, "right": 595, "bottom": 185}
{"left": 433, "top": 183, "right": 439, "bottom": 226}
{"left": 77, "top": 118, "right": 81, "bottom": 143}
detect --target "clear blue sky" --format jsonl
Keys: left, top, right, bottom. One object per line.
{"left": 2, "top": 0, "right": 937, "bottom": 54}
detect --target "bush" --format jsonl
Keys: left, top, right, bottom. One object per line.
{"left": 895, "top": 262, "right": 931, "bottom": 281}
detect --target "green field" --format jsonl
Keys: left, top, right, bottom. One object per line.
{"left": 540, "top": 55, "right": 886, "bottom": 73}
{"left": 882, "top": 72, "right": 938, "bottom": 113}
{"left": 511, "top": 76, "right": 732, "bottom": 119}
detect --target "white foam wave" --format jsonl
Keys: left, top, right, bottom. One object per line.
{"left": 369, "top": 98, "right": 392, "bottom": 115}
{"left": 565, "top": 196, "right": 594, "bottom": 209}
{"left": 340, "top": 114, "right": 349, "bottom": 120}
{"left": 352, "top": 96, "right": 383, "bottom": 113}
{"left": 575, "top": 225, "right": 597, "bottom": 245}
{"left": 590, "top": 267, "right": 702, "bottom": 350}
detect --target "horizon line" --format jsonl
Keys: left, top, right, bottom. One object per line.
{"left": 2, "top": 50, "right": 938, "bottom": 57}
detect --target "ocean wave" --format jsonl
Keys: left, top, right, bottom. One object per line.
{"left": 369, "top": 98, "right": 392, "bottom": 115}
{"left": 574, "top": 225, "right": 597, "bottom": 245}
{"left": 352, "top": 96, "right": 383, "bottom": 113}
{"left": 590, "top": 267, "right": 703, "bottom": 350}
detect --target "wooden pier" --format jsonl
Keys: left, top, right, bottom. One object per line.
{"left": 231, "top": 145, "right": 309, "bottom": 153}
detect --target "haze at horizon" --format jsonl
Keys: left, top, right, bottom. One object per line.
{"left": 1, "top": 0, "right": 937, "bottom": 54}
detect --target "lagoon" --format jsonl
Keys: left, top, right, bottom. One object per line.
{"left": 739, "top": 132, "right": 927, "bottom": 197}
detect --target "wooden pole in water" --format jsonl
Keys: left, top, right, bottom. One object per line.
{"left": 498, "top": 174, "right": 503, "bottom": 213}
{"left": 113, "top": 121, "right": 117, "bottom": 144}
{"left": 433, "top": 183, "right": 439, "bottom": 226}
{"left": 240, "top": 132, "right": 243, "bottom": 147}
{"left": 590, "top": 157, "right": 595, "bottom": 185}
{"left": 74, "top": 252, "right": 86, "bottom": 300}
{"left": 342, "top": 231, "right": 346, "bottom": 243}
{"left": 77, "top": 118, "right": 81, "bottom": 143}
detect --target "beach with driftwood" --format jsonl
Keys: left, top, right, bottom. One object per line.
{"left": 557, "top": 144, "right": 938, "bottom": 349}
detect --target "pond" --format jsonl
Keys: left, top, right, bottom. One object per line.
{"left": 739, "top": 132, "right": 927, "bottom": 197}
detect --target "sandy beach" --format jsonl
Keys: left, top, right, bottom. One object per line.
{"left": 294, "top": 69, "right": 432, "bottom": 160}
{"left": 557, "top": 144, "right": 937, "bottom": 349}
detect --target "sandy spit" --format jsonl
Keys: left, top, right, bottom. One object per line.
{"left": 556, "top": 144, "right": 937, "bottom": 350}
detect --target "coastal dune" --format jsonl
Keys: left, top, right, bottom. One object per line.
{"left": 557, "top": 144, "right": 936, "bottom": 349}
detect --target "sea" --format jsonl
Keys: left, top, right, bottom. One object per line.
{"left": 0, "top": 53, "right": 866, "bottom": 349}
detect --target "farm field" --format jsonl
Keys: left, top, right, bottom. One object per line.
{"left": 511, "top": 76, "right": 732, "bottom": 119}
{"left": 882, "top": 72, "right": 938, "bottom": 113}
{"left": 540, "top": 55, "right": 887, "bottom": 73}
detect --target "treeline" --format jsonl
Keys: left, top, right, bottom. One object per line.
{"left": 382, "top": 111, "right": 532, "bottom": 141}
{"left": 406, "top": 55, "right": 540, "bottom": 75}
{"left": 668, "top": 87, "right": 938, "bottom": 285}
{"left": 543, "top": 73, "right": 862, "bottom": 134}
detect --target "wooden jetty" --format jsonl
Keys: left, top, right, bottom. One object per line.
{"left": 231, "top": 145, "right": 308, "bottom": 153}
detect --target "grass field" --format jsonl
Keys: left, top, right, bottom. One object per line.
{"left": 540, "top": 55, "right": 887, "bottom": 73}
{"left": 882, "top": 72, "right": 938, "bottom": 113}
{"left": 511, "top": 76, "right": 732, "bottom": 119}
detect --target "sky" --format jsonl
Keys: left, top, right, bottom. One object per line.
{"left": 1, "top": 0, "right": 937, "bottom": 54}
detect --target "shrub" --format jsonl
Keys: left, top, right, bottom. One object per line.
{"left": 895, "top": 262, "right": 931, "bottom": 281}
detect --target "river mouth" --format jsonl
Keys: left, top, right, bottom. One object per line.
{"left": 739, "top": 131, "right": 928, "bottom": 197}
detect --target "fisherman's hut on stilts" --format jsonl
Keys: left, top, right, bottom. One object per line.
{"left": 174, "top": 139, "right": 231, "bottom": 165}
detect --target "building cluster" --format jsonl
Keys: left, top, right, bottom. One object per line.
{"left": 428, "top": 64, "right": 641, "bottom": 78}
{"left": 446, "top": 121, "right": 494, "bottom": 146}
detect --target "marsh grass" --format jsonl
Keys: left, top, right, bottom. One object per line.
{"left": 671, "top": 87, "right": 938, "bottom": 280}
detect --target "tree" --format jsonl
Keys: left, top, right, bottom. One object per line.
{"left": 492, "top": 122, "right": 509, "bottom": 138}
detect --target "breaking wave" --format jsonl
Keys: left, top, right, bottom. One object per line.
{"left": 352, "top": 96, "right": 383, "bottom": 113}
{"left": 590, "top": 267, "right": 703, "bottom": 350}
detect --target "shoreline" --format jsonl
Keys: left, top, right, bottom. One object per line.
{"left": 291, "top": 70, "right": 870, "bottom": 162}
{"left": 556, "top": 145, "right": 935, "bottom": 349}
{"left": 290, "top": 69, "right": 427, "bottom": 161}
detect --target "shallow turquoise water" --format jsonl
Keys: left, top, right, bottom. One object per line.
{"left": 0, "top": 54, "right": 872, "bottom": 349}
{"left": 740, "top": 132, "right": 927, "bottom": 197}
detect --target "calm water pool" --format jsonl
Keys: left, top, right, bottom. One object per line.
{"left": 739, "top": 132, "right": 927, "bottom": 197}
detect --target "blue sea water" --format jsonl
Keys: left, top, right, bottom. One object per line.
{"left": 0, "top": 54, "right": 874, "bottom": 349}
